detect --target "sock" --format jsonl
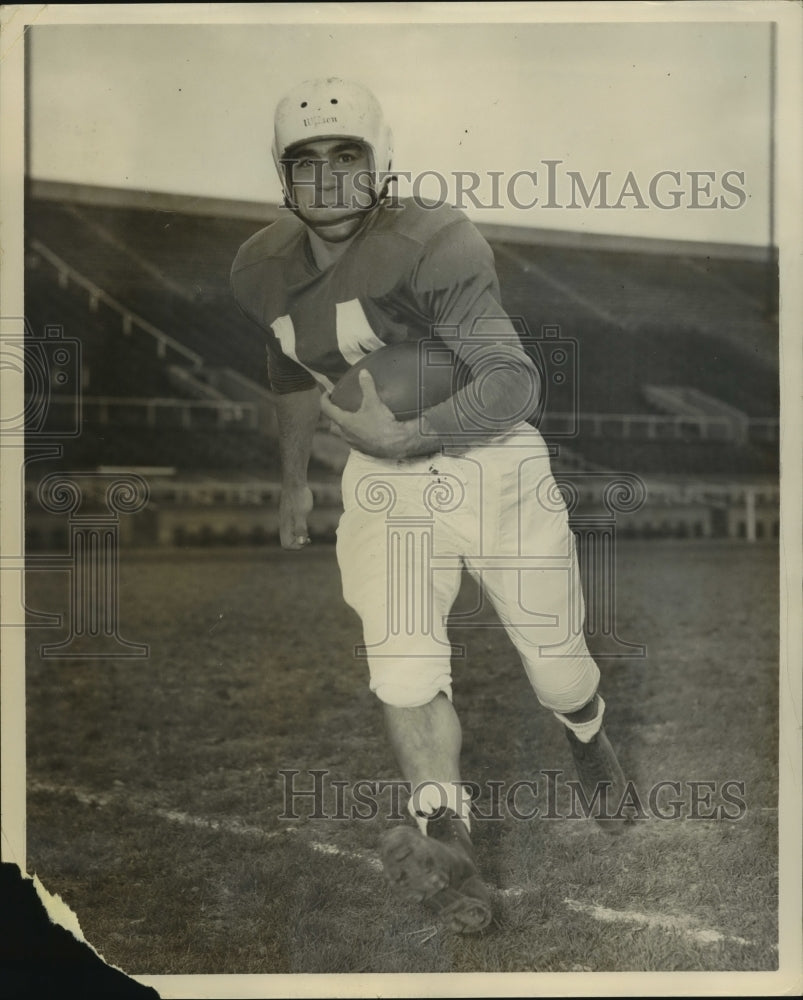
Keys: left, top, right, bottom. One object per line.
{"left": 407, "top": 780, "right": 472, "bottom": 835}
{"left": 555, "top": 694, "right": 606, "bottom": 744}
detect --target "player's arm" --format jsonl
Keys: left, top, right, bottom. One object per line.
{"left": 263, "top": 338, "right": 321, "bottom": 549}
{"left": 276, "top": 387, "right": 319, "bottom": 549}
{"left": 320, "top": 218, "right": 540, "bottom": 458}
{"left": 411, "top": 222, "right": 541, "bottom": 448}
{"left": 230, "top": 263, "right": 322, "bottom": 538}
{"left": 422, "top": 323, "right": 540, "bottom": 449}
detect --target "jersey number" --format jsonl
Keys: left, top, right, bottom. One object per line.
{"left": 271, "top": 299, "right": 385, "bottom": 392}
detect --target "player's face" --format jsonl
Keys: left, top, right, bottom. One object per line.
{"left": 284, "top": 139, "right": 374, "bottom": 243}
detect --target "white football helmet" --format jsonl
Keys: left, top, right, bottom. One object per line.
{"left": 272, "top": 77, "right": 393, "bottom": 201}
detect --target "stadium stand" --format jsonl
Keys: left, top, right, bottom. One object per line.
{"left": 25, "top": 197, "right": 779, "bottom": 420}
{"left": 25, "top": 263, "right": 186, "bottom": 399}
{"left": 22, "top": 186, "right": 779, "bottom": 544}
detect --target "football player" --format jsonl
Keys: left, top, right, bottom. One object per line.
{"left": 232, "top": 77, "right": 628, "bottom": 934}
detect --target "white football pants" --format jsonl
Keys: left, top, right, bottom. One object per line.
{"left": 335, "top": 423, "right": 600, "bottom": 712}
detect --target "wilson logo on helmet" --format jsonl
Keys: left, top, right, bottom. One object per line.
{"left": 302, "top": 115, "right": 339, "bottom": 128}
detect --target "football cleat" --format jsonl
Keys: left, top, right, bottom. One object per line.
{"left": 380, "top": 808, "right": 492, "bottom": 934}
{"left": 565, "top": 725, "right": 632, "bottom": 835}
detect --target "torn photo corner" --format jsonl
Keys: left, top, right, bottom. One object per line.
{"left": 0, "top": 862, "right": 159, "bottom": 998}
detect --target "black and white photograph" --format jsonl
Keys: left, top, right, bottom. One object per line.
{"left": 1, "top": 3, "right": 801, "bottom": 998}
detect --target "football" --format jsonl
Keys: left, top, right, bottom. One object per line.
{"left": 329, "top": 340, "right": 469, "bottom": 420}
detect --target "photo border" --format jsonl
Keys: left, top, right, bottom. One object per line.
{"left": 1, "top": 3, "right": 800, "bottom": 997}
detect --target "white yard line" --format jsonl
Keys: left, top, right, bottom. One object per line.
{"left": 562, "top": 897, "right": 767, "bottom": 950}
{"left": 30, "top": 778, "right": 772, "bottom": 951}
{"left": 29, "top": 778, "right": 291, "bottom": 842}
{"left": 29, "top": 781, "right": 113, "bottom": 809}
{"left": 303, "top": 839, "right": 383, "bottom": 871}
{"left": 498, "top": 887, "right": 526, "bottom": 898}
{"left": 29, "top": 778, "right": 380, "bottom": 866}
{"left": 152, "top": 807, "right": 292, "bottom": 841}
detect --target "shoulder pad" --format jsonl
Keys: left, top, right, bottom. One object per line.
{"left": 373, "top": 197, "right": 470, "bottom": 246}
{"left": 232, "top": 214, "right": 305, "bottom": 273}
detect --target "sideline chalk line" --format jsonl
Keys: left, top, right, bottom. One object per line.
{"left": 30, "top": 777, "right": 771, "bottom": 950}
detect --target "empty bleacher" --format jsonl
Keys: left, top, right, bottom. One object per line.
{"left": 571, "top": 436, "right": 777, "bottom": 477}
{"left": 24, "top": 242, "right": 280, "bottom": 475}
{"left": 23, "top": 190, "right": 779, "bottom": 483}
{"left": 25, "top": 262, "right": 186, "bottom": 399}
{"left": 25, "top": 200, "right": 267, "bottom": 378}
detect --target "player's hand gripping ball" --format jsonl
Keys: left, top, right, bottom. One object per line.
{"left": 329, "top": 340, "right": 468, "bottom": 420}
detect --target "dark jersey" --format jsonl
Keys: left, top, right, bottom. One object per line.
{"left": 231, "top": 198, "right": 539, "bottom": 439}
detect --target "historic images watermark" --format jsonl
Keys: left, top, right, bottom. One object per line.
{"left": 0, "top": 315, "right": 149, "bottom": 657}
{"left": 0, "top": 317, "right": 82, "bottom": 440}
{"left": 278, "top": 769, "right": 749, "bottom": 823}
{"left": 343, "top": 320, "right": 647, "bottom": 660}
{"left": 282, "top": 162, "right": 749, "bottom": 213}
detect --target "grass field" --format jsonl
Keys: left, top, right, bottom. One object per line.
{"left": 24, "top": 539, "right": 779, "bottom": 978}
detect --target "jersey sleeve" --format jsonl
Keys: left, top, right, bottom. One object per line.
{"left": 409, "top": 217, "right": 503, "bottom": 331}
{"left": 409, "top": 219, "right": 541, "bottom": 442}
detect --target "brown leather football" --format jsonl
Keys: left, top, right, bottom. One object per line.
{"left": 329, "top": 340, "right": 469, "bottom": 419}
